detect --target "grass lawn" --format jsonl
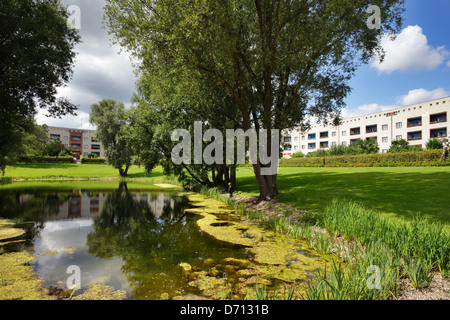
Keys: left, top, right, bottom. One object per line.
{"left": 2, "top": 162, "right": 157, "bottom": 179}
{"left": 235, "top": 166, "right": 450, "bottom": 227}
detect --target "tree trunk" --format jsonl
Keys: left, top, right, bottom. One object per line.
{"left": 253, "top": 162, "right": 278, "bottom": 201}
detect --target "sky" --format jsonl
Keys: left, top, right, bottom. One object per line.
{"left": 36, "top": 0, "right": 450, "bottom": 129}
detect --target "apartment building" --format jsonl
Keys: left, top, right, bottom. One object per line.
{"left": 46, "top": 126, "right": 104, "bottom": 158}
{"left": 282, "top": 96, "right": 450, "bottom": 157}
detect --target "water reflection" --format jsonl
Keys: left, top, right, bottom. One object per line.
{"left": 0, "top": 184, "right": 250, "bottom": 299}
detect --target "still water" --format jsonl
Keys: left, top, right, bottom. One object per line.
{"left": 0, "top": 184, "right": 252, "bottom": 299}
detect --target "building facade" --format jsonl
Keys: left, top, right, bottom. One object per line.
{"left": 46, "top": 126, "right": 104, "bottom": 158}
{"left": 282, "top": 96, "right": 450, "bottom": 157}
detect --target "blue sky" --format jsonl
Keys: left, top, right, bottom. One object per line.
{"left": 38, "top": 0, "right": 450, "bottom": 128}
{"left": 343, "top": 0, "right": 450, "bottom": 118}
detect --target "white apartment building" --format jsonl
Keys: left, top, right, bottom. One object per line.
{"left": 46, "top": 126, "right": 104, "bottom": 158}
{"left": 282, "top": 96, "right": 450, "bottom": 157}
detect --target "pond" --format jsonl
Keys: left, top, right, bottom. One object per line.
{"left": 0, "top": 182, "right": 327, "bottom": 300}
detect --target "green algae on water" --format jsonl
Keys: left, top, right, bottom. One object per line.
{"left": 183, "top": 192, "right": 329, "bottom": 299}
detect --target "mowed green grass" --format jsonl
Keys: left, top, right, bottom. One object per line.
{"left": 235, "top": 166, "right": 450, "bottom": 226}
{"left": 3, "top": 162, "right": 158, "bottom": 179}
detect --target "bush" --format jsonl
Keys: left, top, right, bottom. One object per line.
{"left": 87, "top": 153, "right": 99, "bottom": 159}
{"left": 81, "top": 158, "right": 106, "bottom": 164}
{"left": 18, "top": 156, "right": 74, "bottom": 163}
{"left": 279, "top": 150, "right": 449, "bottom": 167}
{"left": 426, "top": 138, "right": 444, "bottom": 150}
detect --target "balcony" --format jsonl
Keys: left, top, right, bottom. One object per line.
{"left": 91, "top": 144, "right": 101, "bottom": 150}
{"left": 308, "top": 143, "right": 316, "bottom": 149}
{"left": 350, "top": 127, "right": 360, "bottom": 136}
{"left": 71, "top": 144, "right": 81, "bottom": 149}
{"left": 308, "top": 133, "right": 316, "bottom": 140}
{"left": 430, "top": 128, "right": 447, "bottom": 138}
{"left": 71, "top": 136, "right": 82, "bottom": 142}
{"left": 407, "top": 117, "right": 422, "bottom": 128}
{"left": 320, "top": 132, "right": 329, "bottom": 139}
{"left": 407, "top": 131, "right": 422, "bottom": 141}
{"left": 365, "top": 125, "right": 377, "bottom": 134}
{"left": 430, "top": 112, "right": 447, "bottom": 124}
{"left": 320, "top": 141, "right": 329, "bottom": 148}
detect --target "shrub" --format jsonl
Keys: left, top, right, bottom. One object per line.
{"left": 18, "top": 156, "right": 74, "bottom": 163}
{"left": 81, "top": 158, "right": 106, "bottom": 164}
{"left": 279, "top": 150, "right": 448, "bottom": 167}
{"left": 426, "top": 138, "right": 444, "bottom": 150}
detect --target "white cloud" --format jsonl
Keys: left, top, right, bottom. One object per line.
{"left": 371, "top": 25, "right": 449, "bottom": 74}
{"left": 341, "top": 103, "right": 396, "bottom": 118}
{"left": 397, "top": 88, "right": 450, "bottom": 106}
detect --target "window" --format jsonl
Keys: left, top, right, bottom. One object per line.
{"left": 382, "top": 137, "right": 389, "bottom": 143}
{"left": 332, "top": 131, "right": 337, "bottom": 137}
{"left": 331, "top": 142, "right": 337, "bottom": 147}
{"left": 342, "top": 131, "right": 347, "bottom": 137}
{"left": 50, "top": 134, "right": 60, "bottom": 140}
{"left": 64, "top": 136, "right": 69, "bottom": 141}
{"left": 320, "top": 131, "right": 329, "bottom": 139}
{"left": 294, "top": 145, "right": 298, "bottom": 151}
{"left": 294, "top": 137, "right": 299, "bottom": 142}
{"left": 407, "top": 131, "right": 422, "bottom": 141}
{"left": 84, "top": 137, "right": 89, "bottom": 142}
{"left": 396, "top": 122, "right": 402, "bottom": 129}
{"left": 350, "top": 127, "right": 360, "bottom": 136}
{"left": 366, "top": 125, "right": 377, "bottom": 134}
{"left": 84, "top": 145, "right": 88, "bottom": 149}
{"left": 430, "top": 112, "right": 447, "bottom": 124}
{"left": 382, "top": 124, "right": 388, "bottom": 131}
{"left": 301, "top": 145, "right": 305, "bottom": 150}
{"left": 430, "top": 128, "right": 447, "bottom": 138}
{"left": 407, "top": 117, "right": 422, "bottom": 128}
{"left": 320, "top": 141, "right": 329, "bottom": 148}
{"left": 301, "top": 136, "right": 305, "bottom": 141}
{"left": 396, "top": 135, "right": 402, "bottom": 141}
{"left": 342, "top": 141, "right": 347, "bottom": 147}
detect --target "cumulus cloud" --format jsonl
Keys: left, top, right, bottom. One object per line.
{"left": 36, "top": 0, "right": 138, "bottom": 129}
{"left": 343, "top": 87, "right": 450, "bottom": 119}
{"left": 397, "top": 88, "right": 450, "bottom": 106}
{"left": 341, "top": 103, "right": 396, "bottom": 118}
{"left": 371, "top": 25, "right": 449, "bottom": 74}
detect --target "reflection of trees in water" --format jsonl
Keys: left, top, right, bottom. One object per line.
{"left": 0, "top": 190, "right": 73, "bottom": 247}
{"left": 86, "top": 184, "right": 248, "bottom": 299}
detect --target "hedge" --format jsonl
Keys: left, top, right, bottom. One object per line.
{"left": 279, "top": 150, "right": 450, "bottom": 167}
{"left": 81, "top": 158, "right": 107, "bottom": 164}
{"left": 18, "top": 156, "right": 74, "bottom": 163}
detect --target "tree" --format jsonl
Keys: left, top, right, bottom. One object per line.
{"left": 105, "top": 0, "right": 404, "bottom": 200}
{"left": 388, "top": 139, "right": 409, "bottom": 153}
{"left": 0, "top": 0, "right": 80, "bottom": 172}
{"left": 89, "top": 99, "right": 134, "bottom": 177}
{"left": 426, "top": 138, "right": 444, "bottom": 150}
{"left": 43, "top": 138, "right": 65, "bottom": 157}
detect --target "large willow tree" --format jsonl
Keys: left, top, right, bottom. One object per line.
{"left": 104, "top": 0, "right": 404, "bottom": 200}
